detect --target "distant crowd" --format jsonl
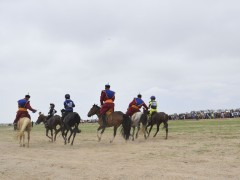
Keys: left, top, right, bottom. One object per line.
{"left": 169, "top": 109, "right": 240, "bottom": 120}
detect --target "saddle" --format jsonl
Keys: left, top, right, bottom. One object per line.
{"left": 106, "top": 108, "right": 114, "bottom": 116}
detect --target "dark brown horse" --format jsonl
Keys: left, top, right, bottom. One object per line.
{"left": 61, "top": 110, "right": 81, "bottom": 146}
{"left": 35, "top": 113, "right": 62, "bottom": 142}
{"left": 87, "top": 104, "right": 131, "bottom": 143}
{"left": 145, "top": 111, "right": 169, "bottom": 139}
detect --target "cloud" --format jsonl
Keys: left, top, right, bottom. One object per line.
{"left": 1, "top": 0, "right": 240, "bottom": 123}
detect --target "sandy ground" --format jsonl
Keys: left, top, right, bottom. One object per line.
{"left": 0, "top": 122, "right": 240, "bottom": 180}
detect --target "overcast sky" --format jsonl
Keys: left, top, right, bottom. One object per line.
{"left": 1, "top": 0, "right": 240, "bottom": 123}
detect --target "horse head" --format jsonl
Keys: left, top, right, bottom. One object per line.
{"left": 143, "top": 108, "right": 149, "bottom": 115}
{"left": 35, "top": 113, "right": 46, "bottom": 124}
{"left": 87, "top": 104, "right": 100, "bottom": 117}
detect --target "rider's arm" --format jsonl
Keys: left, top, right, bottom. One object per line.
{"left": 100, "top": 91, "right": 106, "bottom": 105}
{"left": 25, "top": 101, "right": 37, "bottom": 112}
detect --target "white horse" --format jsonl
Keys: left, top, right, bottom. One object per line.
{"left": 130, "top": 112, "right": 148, "bottom": 141}
{"left": 16, "top": 117, "right": 32, "bottom": 147}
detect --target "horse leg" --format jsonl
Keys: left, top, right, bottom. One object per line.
{"left": 68, "top": 129, "right": 74, "bottom": 144}
{"left": 153, "top": 123, "right": 161, "bottom": 137}
{"left": 61, "top": 128, "right": 65, "bottom": 141}
{"left": 54, "top": 128, "right": 61, "bottom": 141}
{"left": 64, "top": 130, "right": 69, "bottom": 144}
{"left": 22, "top": 132, "right": 25, "bottom": 147}
{"left": 110, "top": 126, "right": 118, "bottom": 143}
{"left": 50, "top": 129, "right": 53, "bottom": 142}
{"left": 61, "top": 127, "right": 69, "bottom": 145}
{"left": 27, "top": 130, "right": 30, "bottom": 148}
{"left": 145, "top": 124, "right": 150, "bottom": 136}
{"left": 70, "top": 130, "right": 77, "bottom": 146}
{"left": 141, "top": 124, "right": 147, "bottom": 139}
{"left": 46, "top": 129, "right": 52, "bottom": 140}
{"left": 19, "top": 132, "right": 23, "bottom": 147}
{"left": 164, "top": 121, "right": 168, "bottom": 139}
{"left": 63, "top": 123, "right": 72, "bottom": 144}
{"left": 147, "top": 125, "right": 154, "bottom": 138}
{"left": 97, "top": 126, "right": 104, "bottom": 142}
{"left": 135, "top": 125, "right": 140, "bottom": 139}
{"left": 60, "top": 126, "right": 67, "bottom": 144}
{"left": 70, "top": 124, "right": 80, "bottom": 145}
{"left": 132, "top": 127, "right": 135, "bottom": 141}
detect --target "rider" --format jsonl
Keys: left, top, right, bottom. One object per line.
{"left": 13, "top": 94, "right": 37, "bottom": 130}
{"left": 47, "top": 103, "right": 57, "bottom": 120}
{"left": 100, "top": 83, "right": 115, "bottom": 128}
{"left": 62, "top": 94, "right": 75, "bottom": 122}
{"left": 149, "top": 95, "right": 158, "bottom": 119}
{"left": 126, "top": 94, "right": 148, "bottom": 117}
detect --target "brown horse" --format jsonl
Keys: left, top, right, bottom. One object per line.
{"left": 145, "top": 111, "right": 169, "bottom": 139}
{"left": 16, "top": 117, "right": 32, "bottom": 147}
{"left": 87, "top": 104, "right": 131, "bottom": 143}
{"left": 35, "top": 113, "right": 62, "bottom": 142}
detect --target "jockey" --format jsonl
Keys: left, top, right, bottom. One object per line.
{"left": 47, "top": 103, "right": 57, "bottom": 120}
{"left": 126, "top": 94, "right": 148, "bottom": 117}
{"left": 149, "top": 96, "right": 158, "bottom": 118}
{"left": 100, "top": 83, "right": 115, "bottom": 128}
{"left": 62, "top": 94, "right": 75, "bottom": 121}
{"left": 13, "top": 94, "right": 37, "bottom": 129}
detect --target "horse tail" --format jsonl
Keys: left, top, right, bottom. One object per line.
{"left": 162, "top": 114, "right": 169, "bottom": 130}
{"left": 121, "top": 114, "right": 131, "bottom": 140}
{"left": 17, "top": 118, "right": 31, "bottom": 138}
{"left": 140, "top": 113, "right": 148, "bottom": 133}
{"left": 74, "top": 113, "right": 81, "bottom": 133}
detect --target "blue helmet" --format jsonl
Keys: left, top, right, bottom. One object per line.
{"left": 150, "top": 96, "right": 156, "bottom": 100}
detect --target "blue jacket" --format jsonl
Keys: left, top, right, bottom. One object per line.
{"left": 64, "top": 99, "right": 75, "bottom": 112}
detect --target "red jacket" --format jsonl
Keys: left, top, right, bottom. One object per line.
{"left": 128, "top": 98, "right": 148, "bottom": 110}
{"left": 100, "top": 90, "right": 115, "bottom": 105}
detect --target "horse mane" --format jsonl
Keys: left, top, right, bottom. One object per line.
{"left": 93, "top": 104, "right": 100, "bottom": 109}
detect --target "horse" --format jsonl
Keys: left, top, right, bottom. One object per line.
{"left": 87, "top": 104, "right": 131, "bottom": 143}
{"left": 130, "top": 111, "right": 148, "bottom": 141}
{"left": 35, "top": 113, "right": 62, "bottom": 142}
{"left": 16, "top": 117, "right": 32, "bottom": 147}
{"left": 145, "top": 111, "right": 169, "bottom": 139}
{"left": 61, "top": 110, "right": 81, "bottom": 145}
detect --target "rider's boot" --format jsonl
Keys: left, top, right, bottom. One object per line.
{"left": 102, "top": 114, "right": 107, "bottom": 128}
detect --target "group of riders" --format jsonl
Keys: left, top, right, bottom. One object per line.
{"left": 13, "top": 84, "right": 158, "bottom": 129}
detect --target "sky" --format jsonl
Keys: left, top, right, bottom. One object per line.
{"left": 1, "top": 0, "right": 240, "bottom": 123}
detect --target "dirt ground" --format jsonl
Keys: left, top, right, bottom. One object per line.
{"left": 0, "top": 122, "right": 240, "bottom": 180}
